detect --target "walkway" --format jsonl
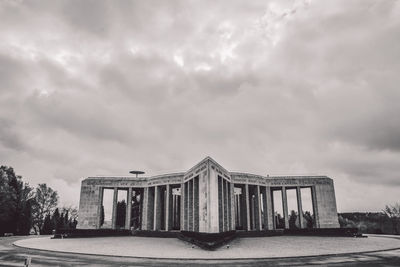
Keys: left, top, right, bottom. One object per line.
{"left": 1, "top": 235, "right": 399, "bottom": 266}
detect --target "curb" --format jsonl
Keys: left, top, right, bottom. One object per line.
{"left": 12, "top": 236, "right": 400, "bottom": 262}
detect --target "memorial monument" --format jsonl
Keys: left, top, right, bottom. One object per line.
{"left": 77, "top": 157, "right": 340, "bottom": 232}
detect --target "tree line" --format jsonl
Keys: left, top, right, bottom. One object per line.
{"left": 0, "top": 165, "right": 77, "bottom": 235}
{"left": 339, "top": 203, "right": 400, "bottom": 235}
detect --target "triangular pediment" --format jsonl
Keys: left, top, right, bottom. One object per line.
{"left": 184, "top": 156, "right": 231, "bottom": 181}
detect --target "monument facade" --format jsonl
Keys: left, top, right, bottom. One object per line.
{"left": 77, "top": 157, "right": 340, "bottom": 232}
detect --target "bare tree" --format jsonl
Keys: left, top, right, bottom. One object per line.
{"left": 61, "top": 206, "right": 78, "bottom": 221}
{"left": 32, "top": 183, "right": 59, "bottom": 232}
{"left": 383, "top": 203, "right": 400, "bottom": 235}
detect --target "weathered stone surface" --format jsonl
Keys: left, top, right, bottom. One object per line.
{"left": 77, "top": 156, "right": 340, "bottom": 232}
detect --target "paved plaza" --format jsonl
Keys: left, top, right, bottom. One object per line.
{"left": 14, "top": 235, "right": 400, "bottom": 259}
{"left": 1, "top": 235, "right": 399, "bottom": 266}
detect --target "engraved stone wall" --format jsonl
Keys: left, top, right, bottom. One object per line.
{"left": 77, "top": 157, "right": 340, "bottom": 232}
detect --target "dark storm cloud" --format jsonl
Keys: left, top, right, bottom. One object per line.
{"left": 0, "top": 0, "right": 399, "bottom": 211}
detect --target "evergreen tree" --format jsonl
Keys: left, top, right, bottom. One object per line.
{"left": 303, "top": 211, "right": 314, "bottom": 228}
{"left": 0, "top": 166, "right": 17, "bottom": 234}
{"left": 288, "top": 210, "right": 298, "bottom": 229}
{"left": 41, "top": 214, "right": 53, "bottom": 234}
{"left": 100, "top": 205, "right": 104, "bottom": 226}
{"left": 52, "top": 208, "right": 60, "bottom": 232}
{"left": 61, "top": 206, "right": 78, "bottom": 229}
{"left": 63, "top": 210, "right": 69, "bottom": 229}
{"left": 0, "top": 166, "right": 34, "bottom": 235}
{"left": 116, "top": 200, "right": 126, "bottom": 228}
{"left": 275, "top": 212, "right": 285, "bottom": 228}
{"left": 59, "top": 213, "right": 65, "bottom": 230}
{"left": 71, "top": 218, "right": 78, "bottom": 229}
{"left": 17, "top": 198, "right": 34, "bottom": 235}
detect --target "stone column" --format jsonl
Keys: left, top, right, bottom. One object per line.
{"left": 175, "top": 193, "right": 179, "bottom": 229}
{"left": 282, "top": 187, "right": 289, "bottom": 229}
{"left": 251, "top": 195, "right": 255, "bottom": 230}
{"left": 185, "top": 182, "right": 189, "bottom": 231}
{"left": 194, "top": 177, "right": 200, "bottom": 232}
{"left": 180, "top": 183, "right": 185, "bottom": 230}
{"left": 257, "top": 185, "right": 262, "bottom": 230}
{"left": 260, "top": 187, "right": 266, "bottom": 230}
{"left": 192, "top": 179, "right": 195, "bottom": 231}
{"left": 146, "top": 187, "right": 155, "bottom": 230}
{"left": 227, "top": 181, "right": 230, "bottom": 231}
{"left": 177, "top": 191, "right": 179, "bottom": 230}
{"left": 208, "top": 167, "right": 220, "bottom": 233}
{"left": 236, "top": 193, "right": 241, "bottom": 227}
{"left": 296, "top": 186, "right": 304, "bottom": 229}
{"left": 188, "top": 180, "right": 193, "bottom": 231}
{"left": 245, "top": 184, "right": 250, "bottom": 231}
{"left": 264, "top": 187, "right": 274, "bottom": 230}
{"left": 311, "top": 186, "right": 320, "bottom": 228}
{"left": 153, "top": 186, "right": 158, "bottom": 230}
{"left": 111, "top": 187, "right": 118, "bottom": 229}
{"left": 226, "top": 181, "right": 231, "bottom": 231}
{"left": 97, "top": 187, "right": 104, "bottom": 228}
{"left": 165, "top": 184, "right": 170, "bottom": 231}
{"left": 225, "top": 180, "right": 229, "bottom": 231}
{"left": 142, "top": 187, "right": 148, "bottom": 230}
{"left": 198, "top": 172, "right": 207, "bottom": 232}
{"left": 172, "top": 192, "right": 176, "bottom": 229}
{"left": 221, "top": 179, "right": 225, "bottom": 232}
{"left": 125, "top": 187, "right": 132, "bottom": 230}
{"left": 231, "top": 183, "right": 235, "bottom": 230}
{"left": 272, "top": 190, "right": 276, "bottom": 230}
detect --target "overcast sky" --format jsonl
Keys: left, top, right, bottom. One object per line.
{"left": 1, "top": 0, "right": 399, "bottom": 212}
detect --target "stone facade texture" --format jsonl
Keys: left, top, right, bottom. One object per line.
{"left": 77, "top": 157, "right": 340, "bottom": 232}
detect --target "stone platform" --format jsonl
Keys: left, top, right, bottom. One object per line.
{"left": 14, "top": 235, "right": 400, "bottom": 259}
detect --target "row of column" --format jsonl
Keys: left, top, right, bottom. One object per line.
{"left": 242, "top": 184, "right": 272, "bottom": 231}
{"left": 182, "top": 177, "right": 199, "bottom": 231}
{"left": 218, "top": 176, "right": 233, "bottom": 232}
{"left": 278, "top": 186, "right": 317, "bottom": 229}
{"left": 103, "top": 187, "right": 138, "bottom": 230}
{"left": 100, "top": 184, "right": 316, "bottom": 231}
{"left": 235, "top": 185, "right": 316, "bottom": 230}
{"left": 101, "top": 186, "right": 181, "bottom": 231}
{"left": 279, "top": 186, "right": 304, "bottom": 229}
{"left": 142, "top": 185, "right": 181, "bottom": 231}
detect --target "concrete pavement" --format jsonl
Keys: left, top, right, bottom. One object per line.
{"left": 1, "top": 235, "right": 400, "bottom": 266}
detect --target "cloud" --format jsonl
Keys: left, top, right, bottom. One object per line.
{"left": 0, "top": 118, "right": 26, "bottom": 151}
{"left": 0, "top": 0, "right": 399, "bottom": 212}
